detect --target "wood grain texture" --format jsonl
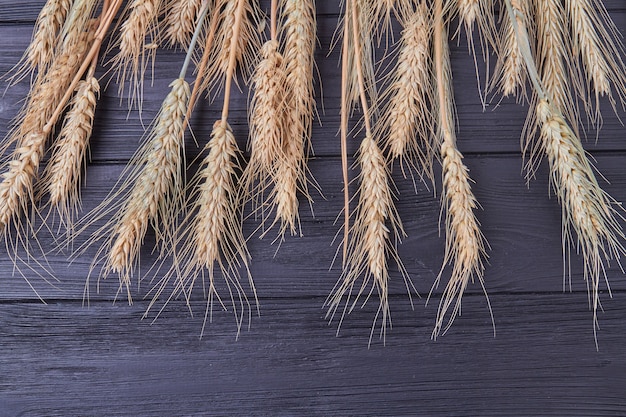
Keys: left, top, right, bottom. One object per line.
{"left": 1, "top": 2, "right": 626, "bottom": 416}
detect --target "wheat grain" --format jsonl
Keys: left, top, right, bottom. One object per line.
{"left": 163, "top": 0, "right": 205, "bottom": 48}
{"left": 42, "top": 76, "right": 99, "bottom": 230}
{"left": 377, "top": 2, "right": 433, "bottom": 180}
{"left": 431, "top": 0, "right": 490, "bottom": 339}
{"left": 537, "top": 99, "right": 625, "bottom": 344}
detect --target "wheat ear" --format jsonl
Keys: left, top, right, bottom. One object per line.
{"left": 242, "top": 39, "right": 286, "bottom": 223}
{"left": 430, "top": 0, "right": 490, "bottom": 339}
{"left": 377, "top": 2, "right": 434, "bottom": 181}
{"left": 149, "top": 121, "right": 255, "bottom": 336}
{"left": 280, "top": 0, "right": 317, "bottom": 203}
{"left": 41, "top": 76, "right": 99, "bottom": 232}
{"left": 504, "top": 0, "right": 626, "bottom": 347}
{"left": 84, "top": 78, "right": 189, "bottom": 304}
{"left": 0, "top": 25, "right": 92, "bottom": 236}
{"left": 147, "top": 0, "right": 257, "bottom": 336}
{"left": 492, "top": 0, "right": 532, "bottom": 98}
{"left": 199, "top": 0, "right": 260, "bottom": 98}
{"left": 534, "top": 0, "right": 575, "bottom": 121}
{"left": 27, "top": 0, "right": 73, "bottom": 72}
{"left": 328, "top": 0, "right": 412, "bottom": 344}
{"left": 537, "top": 99, "right": 625, "bottom": 344}
{"left": 109, "top": 0, "right": 163, "bottom": 111}
{"left": 163, "top": 0, "right": 205, "bottom": 48}
{"left": 564, "top": 0, "right": 626, "bottom": 121}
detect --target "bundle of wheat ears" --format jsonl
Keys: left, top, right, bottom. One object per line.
{"left": 3, "top": 0, "right": 626, "bottom": 343}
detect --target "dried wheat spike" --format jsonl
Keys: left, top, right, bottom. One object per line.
{"left": 41, "top": 76, "right": 99, "bottom": 231}
{"left": 163, "top": 0, "right": 205, "bottom": 48}
{"left": 493, "top": 0, "right": 532, "bottom": 98}
{"left": 564, "top": 0, "right": 626, "bottom": 121}
{"left": 326, "top": 134, "right": 410, "bottom": 344}
{"left": 377, "top": 2, "right": 434, "bottom": 181}
{"left": 431, "top": 1, "right": 490, "bottom": 339}
{"left": 0, "top": 30, "right": 91, "bottom": 235}
{"left": 537, "top": 99, "right": 626, "bottom": 344}
{"left": 86, "top": 78, "right": 189, "bottom": 304}
{"left": 26, "top": 0, "right": 73, "bottom": 72}
{"left": 199, "top": 0, "right": 261, "bottom": 98}
{"left": 147, "top": 121, "right": 256, "bottom": 338}
{"left": 110, "top": 0, "right": 163, "bottom": 110}
{"left": 534, "top": 0, "right": 575, "bottom": 121}
{"left": 242, "top": 40, "right": 286, "bottom": 227}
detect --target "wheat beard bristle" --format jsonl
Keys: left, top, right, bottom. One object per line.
{"left": 537, "top": 99, "right": 626, "bottom": 344}
{"left": 378, "top": 2, "right": 433, "bottom": 180}
{"left": 100, "top": 78, "right": 189, "bottom": 303}
{"left": 43, "top": 76, "right": 99, "bottom": 231}
{"left": 27, "top": 0, "right": 73, "bottom": 71}
{"left": 326, "top": 134, "right": 408, "bottom": 344}
{"left": 163, "top": 0, "right": 204, "bottom": 48}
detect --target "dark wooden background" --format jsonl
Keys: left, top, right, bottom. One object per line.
{"left": 2, "top": 1, "right": 626, "bottom": 416}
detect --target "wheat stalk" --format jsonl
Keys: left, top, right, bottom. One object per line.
{"left": 85, "top": 78, "right": 189, "bottom": 303}
{"left": 41, "top": 76, "right": 99, "bottom": 231}
{"left": 430, "top": 0, "right": 490, "bottom": 339}
{"left": 377, "top": 2, "right": 433, "bottom": 181}
{"left": 163, "top": 0, "right": 205, "bottom": 48}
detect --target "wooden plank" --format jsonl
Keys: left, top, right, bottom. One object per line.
{"left": 0, "top": 295, "right": 625, "bottom": 417}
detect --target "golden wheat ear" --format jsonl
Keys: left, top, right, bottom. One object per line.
{"left": 376, "top": 2, "right": 435, "bottom": 183}
{"left": 491, "top": 0, "right": 533, "bottom": 100}
{"left": 162, "top": 0, "right": 206, "bottom": 49}
{"left": 106, "top": 0, "right": 164, "bottom": 113}
{"left": 145, "top": 120, "right": 257, "bottom": 338}
{"left": 564, "top": 0, "right": 626, "bottom": 123}
{"left": 76, "top": 77, "right": 190, "bottom": 305}
{"left": 325, "top": 134, "right": 413, "bottom": 345}
{"left": 2, "top": 0, "right": 73, "bottom": 85}
{"left": 429, "top": 0, "right": 491, "bottom": 339}
{"left": 38, "top": 76, "right": 99, "bottom": 236}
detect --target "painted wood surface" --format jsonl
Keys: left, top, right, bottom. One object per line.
{"left": 1, "top": 1, "right": 626, "bottom": 416}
